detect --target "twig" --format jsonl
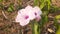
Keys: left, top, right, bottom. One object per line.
{"left": 26, "top": 0, "right": 33, "bottom": 5}
{"left": 21, "top": 27, "right": 24, "bottom": 34}
{"left": 2, "top": 11, "right": 16, "bottom": 22}
{"left": 2, "top": 11, "right": 8, "bottom": 20}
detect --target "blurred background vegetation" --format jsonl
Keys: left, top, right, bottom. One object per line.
{"left": 0, "top": 0, "right": 60, "bottom": 34}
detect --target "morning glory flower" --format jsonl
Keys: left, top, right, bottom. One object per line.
{"left": 15, "top": 5, "right": 35, "bottom": 26}
{"left": 25, "top": 5, "right": 36, "bottom": 20}
{"left": 33, "top": 6, "right": 42, "bottom": 21}
{"left": 15, "top": 5, "right": 42, "bottom": 26}
{"left": 15, "top": 9, "right": 31, "bottom": 26}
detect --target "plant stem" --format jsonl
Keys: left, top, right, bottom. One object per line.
{"left": 31, "top": 20, "right": 39, "bottom": 34}
{"left": 34, "top": 22, "right": 39, "bottom": 34}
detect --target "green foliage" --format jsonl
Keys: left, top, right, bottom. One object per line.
{"left": 34, "top": 0, "right": 60, "bottom": 34}
{"left": 33, "top": 0, "right": 51, "bottom": 34}
{"left": 55, "top": 15, "right": 60, "bottom": 20}
{"left": 54, "top": 17, "right": 60, "bottom": 34}
{"left": 31, "top": 20, "right": 40, "bottom": 34}
{"left": 56, "top": 25, "right": 60, "bottom": 34}
{"left": 0, "top": 0, "right": 3, "bottom": 2}
{"left": 34, "top": 0, "right": 39, "bottom": 6}
{"left": 7, "top": 3, "right": 14, "bottom": 12}
{"left": 39, "top": 0, "right": 46, "bottom": 9}
{"left": 34, "top": 21, "right": 39, "bottom": 34}
{"left": 49, "top": 6, "right": 60, "bottom": 13}
{"left": 46, "top": 0, "right": 51, "bottom": 10}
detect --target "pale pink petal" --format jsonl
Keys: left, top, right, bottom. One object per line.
{"left": 19, "top": 17, "right": 30, "bottom": 26}
{"left": 18, "top": 9, "right": 25, "bottom": 14}
{"left": 33, "top": 6, "right": 42, "bottom": 21}
{"left": 24, "top": 5, "right": 36, "bottom": 20}
{"left": 36, "top": 16, "right": 41, "bottom": 21}
{"left": 15, "top": 13, "right": 30, "bottom": 26}
{"left": 15, "top": 14, "right": 22, "bottom": 22}
{"left": 33, "top": 6, "right": 42, "bottom": 15}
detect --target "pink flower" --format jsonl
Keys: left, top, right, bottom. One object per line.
{"left": 33, "top": 6, "right": 42, "bottom": 21}
{"left": 25, "top": 5, "right": 36, "bottom": 20}
{"left": 15, "top": 5, "right": 35, "bottom": 26}
{"left": 15, "top": 5, "right": 42, "bottom": 26}
{"left": 16, "top": 9, "right": 30, "bottom": 26}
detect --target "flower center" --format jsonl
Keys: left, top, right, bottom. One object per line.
{"left": 25, "top": 16, "right": 29, "bottom": 19}
{"left": 35, "top": 12, "right": 37, "bottom": 15}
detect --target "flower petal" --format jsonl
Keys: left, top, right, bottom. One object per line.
{"left": 19, "top": 17, "right": 30, "bottom": 26}
{"left": 33, "top": 6, "right": 42, "bottom": 15}
{"left": 36, "top": 16, "right": 41, "bottom": 21}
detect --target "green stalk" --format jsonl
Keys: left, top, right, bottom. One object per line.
{"left": 56, "top": 25, "right": 60, "bottom": 34}
{"left": 31, "top": 21, "right": 35, "bottom": 34}
{"left": 31, "top": 20, "right": 39, "bottom": 34}
{"left": 34, "top": 21, "right": 39, "bottom": 34}
{"left": 47, "top": 0, "right": 51, "bottom": 10}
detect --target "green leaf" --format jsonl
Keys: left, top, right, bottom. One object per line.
{"left": 7, "top": 7, "right": 13, "bottom": 12}
{"left": 31, "top": 20, "right": 39, "bottom": 34}
{"left": 7, "top": 3, "right": 14, "bottom": 12}
{"left": 40, "top": 2, "right": 45, "bottom": 9}
{"left": 55, "top": 15, "right": 60, "bottom": 20}
{"left": 39, "top": 0, "right": 46, "bottom": 9}
{"left": 56, "top": 25, "right": 60, "bottom": 34}
{"left": 34, "top": 23, "right": 39, "bottom": 34}
{"left": 34, "top": 0, "right": 39, "bottom": 6}
{"left": 34, "top": 21, "right": 39, "bottom": 34}
{"left": 47, "top": 0, "right": 51, "bottom": 10}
